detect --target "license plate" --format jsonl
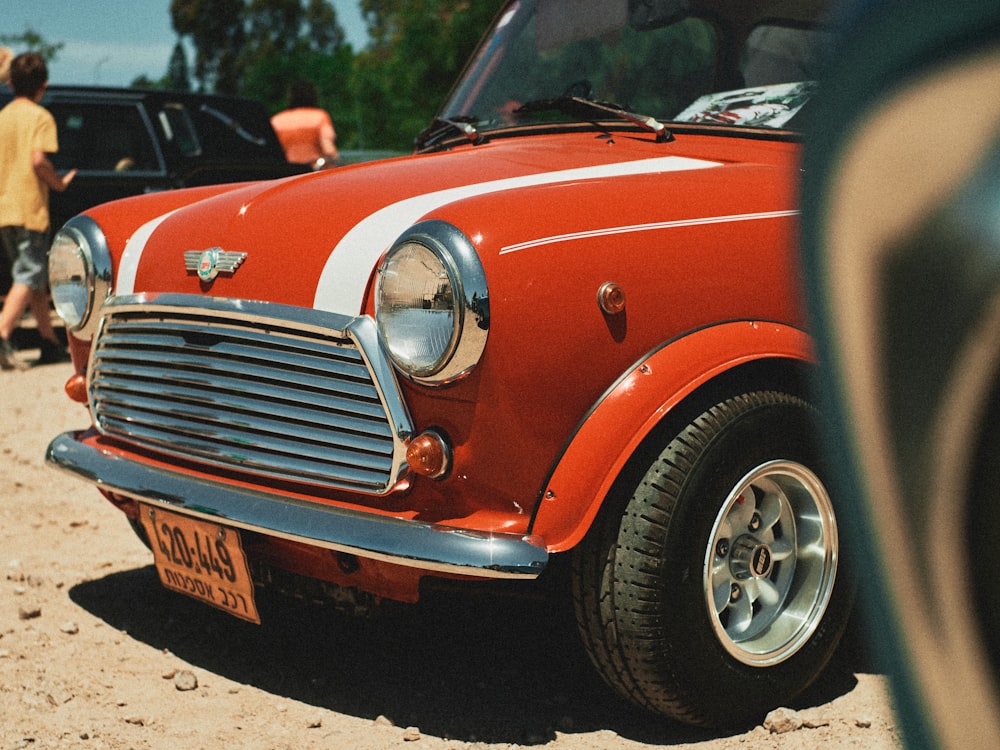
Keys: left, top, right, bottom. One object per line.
{"left": 140, "top": 504, "right": 260, "bottom": 624}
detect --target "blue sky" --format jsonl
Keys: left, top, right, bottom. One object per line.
{"left": 6, "top": 1, "right": 369, "bottom": 88}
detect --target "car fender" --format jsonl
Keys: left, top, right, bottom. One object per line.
{"left": 530, "top": 320, "right": 814, "bottom": 552}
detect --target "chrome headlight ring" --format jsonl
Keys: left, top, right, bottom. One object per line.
{"left": 375, "top": 220, "right": 489, "bottom": 385}
{"left": 48, "top": 215, "right": 112, "bottom": 338}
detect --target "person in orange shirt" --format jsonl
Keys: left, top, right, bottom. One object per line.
{"left": 270, "top": 80, "right": 339, "bottom": 168}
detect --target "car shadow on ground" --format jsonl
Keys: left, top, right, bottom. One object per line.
{"left": 69, "top": 564, "right": 865, "bottom": 746}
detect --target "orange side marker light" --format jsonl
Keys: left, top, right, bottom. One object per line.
{"left": 406, "top": 431, "right": 451, "bottom": 479}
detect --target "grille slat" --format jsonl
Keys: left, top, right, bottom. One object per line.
{"left": 98, "top": 326, "right": 374, "bottom": 381}
{"left": 92, "top": 366, "right": 389, "bottom": 422}
{"left": 89, "top": 302, "right": 409, "bottom": 494}
{"left": 96, "top": 391, "right": 394, "bottom": 457}
{"left": 93, "top": 353, "right": 385, "bottom": 407}
{"left": 99, "top": 415, "right": 392, "bottom": 488}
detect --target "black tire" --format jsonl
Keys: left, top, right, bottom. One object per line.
{"left": 571, "top": 391, "right": 851, "bottom": 727}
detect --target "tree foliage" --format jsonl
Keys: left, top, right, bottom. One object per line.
{"left": 171, "top": 0, "right": 248, "bottom": 94}
{"left": 165, "top": 0, "right": 506, "bottom": 151}
{"left": 0, "top": 28, "right": 65, "bottom": 63}
{"left": 167, "top": 42, "right": 193, "bottom": 91}
{"left": 240, "top": 0, "right": 352, "bottom": 142}
{"left": 168, "top": 0, "right": 355, "bottom": 141}
{"left": 353, "top": 0, "right": 505, "bottom": 148}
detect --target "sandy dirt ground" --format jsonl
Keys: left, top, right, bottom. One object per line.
{"left": 2, "top": 355, "right": 906, "bottom": 749}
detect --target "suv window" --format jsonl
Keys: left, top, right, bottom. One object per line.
{"left": 49, "top": 102, "right": 161, "bottom": 173}
{"left": 158, "top": 103, "right": 202, "bottom": 157}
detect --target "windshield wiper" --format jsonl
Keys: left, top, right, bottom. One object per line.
{"left": 415, "top": 116, "right": 482, "bottom": 150}
{"left": 515, "top": 96, "right": 672, "bottom": 142}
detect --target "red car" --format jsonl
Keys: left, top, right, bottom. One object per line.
{"left": 47, "top": 0, "right": 847, "bottom": 727}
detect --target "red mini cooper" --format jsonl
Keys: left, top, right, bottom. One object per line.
{"left": 47, "top": 0, "right": 847, "bottom": 727}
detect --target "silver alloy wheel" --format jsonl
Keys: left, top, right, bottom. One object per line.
{"left": 704, "top": 460, "right": 838, "bottom": 666}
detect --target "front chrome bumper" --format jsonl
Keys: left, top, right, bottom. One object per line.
{"left": 47, "top": 432, "right": 548, "bottom": 579}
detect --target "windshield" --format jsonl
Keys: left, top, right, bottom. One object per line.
{"left": 439, "top": 0, "right": 830, "bottom": 140}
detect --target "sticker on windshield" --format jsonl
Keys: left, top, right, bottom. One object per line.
{"left": 675, "top": 82, "right": 816, "bottom": 128}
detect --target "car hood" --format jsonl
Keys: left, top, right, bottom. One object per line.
{"left": 116, "top": 135, "right": 729, "bottom": 316}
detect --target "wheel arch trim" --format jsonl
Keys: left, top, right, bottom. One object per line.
{"left": 530, "top": 320, "right": 815, "bottom": 552}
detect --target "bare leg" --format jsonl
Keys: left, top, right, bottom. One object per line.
{"left": 28, "top": 288, "right": 59, "bottom": 344}
{"left": 0, "top": 282, "right": 32, "bottom": 342}
{"left": 0, "top": 283, "right": 32, "bottom": 369}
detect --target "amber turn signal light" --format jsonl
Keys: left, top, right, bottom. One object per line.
{"left": 406, "top": 431, "right": 451, "bottom": 479}
{"left": 64, "top": 373, "right": 88, "bottom": 404}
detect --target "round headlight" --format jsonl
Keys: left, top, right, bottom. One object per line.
{"left": 375, "top": 221, "right": 489, "bottom": 384}
{"left": 48, "top": 215, "right": 112, "bottom": 335}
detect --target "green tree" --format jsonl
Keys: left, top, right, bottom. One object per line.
{"left": 171, "top": 0, "right": 247, "bottom": 93}
{"left": 167, "top": 42, "right": 193, "bottom": 91}
{"left": 168, "top": 0, "right": 505, "bottom": 151}
{"left": 170, "top": 0, "right": 349, "bottom": 97}
{"left": 241, "top": 0, "right": 349, "bottom": 114}
{"left": 353, "top": 0, "right": 505, "bottom": 149}
{"left": 169, "top": 0, "right": 353, "bottom": 140}
{"left": 0, "top": 28, "right": 64, "bottom": 63}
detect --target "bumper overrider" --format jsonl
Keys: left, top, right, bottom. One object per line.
{"left": 46, "top": 293, "right": 548, "bottom": 579}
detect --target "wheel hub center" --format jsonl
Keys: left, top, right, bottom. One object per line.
{"left": 730, "top": 535, "right": 774, "bottom": 580}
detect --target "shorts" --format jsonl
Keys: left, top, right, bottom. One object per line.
{"left": 0, "top": 225, "right": 50, "bottom": 290}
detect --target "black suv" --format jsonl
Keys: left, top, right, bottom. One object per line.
{"left": 0, "top": 86, "right": 306, "bottom": 234}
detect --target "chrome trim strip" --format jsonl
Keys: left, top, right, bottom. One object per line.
{"left": 498, "top": 209, "right": 801, "bottom": 255}
{"left": 47, "top": 433, "right": 548, "bottom": 578}
{"left": 52, "top": 215, "right": 113, "bottom": 337}
{"left": 377, "top": 220, "right": 490, "bottom": 385}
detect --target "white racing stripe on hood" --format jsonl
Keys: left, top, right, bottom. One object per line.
{"left": 116, "top": 209, "right": 183, "bottom": 295}
{"left": 313, "top": 155, "right": 719, "bottom": 315}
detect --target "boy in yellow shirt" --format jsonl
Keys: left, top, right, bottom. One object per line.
{"left": 0, "top": 52, "right": 76, "bottom": 369}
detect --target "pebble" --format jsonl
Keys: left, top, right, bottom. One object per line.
{"left": 18, "top": 605, "right": 41, "bottom": 620}
{"left": 763, "top": 707, "right": 804, "bottom": 734}
{"left": 804, "top": 716, "right": 831, "bottom": 728}
{"left": 762, "top": 706, "right": 838, "bottom": 734}
{"left": 173, "top": 670, "right": 198, "bottom": 691}
{"left": 402, "top": 726, "right": 421, "bottom": 741}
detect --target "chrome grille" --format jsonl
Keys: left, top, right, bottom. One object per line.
{"left": 88, "top": 295, "right": 411, "bottom": 494}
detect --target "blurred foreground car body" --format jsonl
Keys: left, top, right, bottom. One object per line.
{"left": 802, "top": 0, "right": 1000, "bottom": 747}
{"left": 46, "top": 0, "right": 850, "bottom": 728}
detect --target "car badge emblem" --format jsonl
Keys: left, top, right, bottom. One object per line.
{"left": 184, "top": 248, "right": 248, "bottom": 282}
